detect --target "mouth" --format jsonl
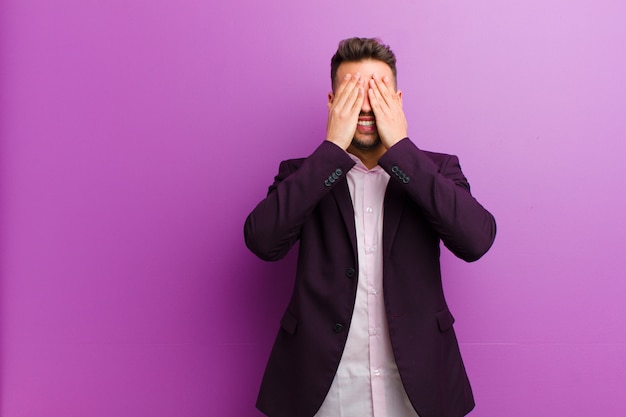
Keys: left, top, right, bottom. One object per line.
{"left": 356, "top": 118, "right": 376, "bottom": 133}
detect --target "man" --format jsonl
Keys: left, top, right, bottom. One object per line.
{"left": 244, "top": 37, "right": 496, "bottom": 417}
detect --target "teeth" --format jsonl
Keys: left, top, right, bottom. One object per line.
{"left": 357, "top": 120, "right": 375, "bottom": 126}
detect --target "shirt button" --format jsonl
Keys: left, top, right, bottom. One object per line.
{"left": 370, "top": 328, "right": 378, "bottom": 335}
{"left": 366, "top": 207, "right": 373, "bottom": 213}
{"left": 333, "top": 323, "right": 345, "bottom": 333}
{"left": 373, "top": 369, "right": 381, "bottom": 376}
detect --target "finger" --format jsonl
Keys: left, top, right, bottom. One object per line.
{"left": 382, "top": 76, "right": 402, "bottom": 107}
{"left": 368, "top": 81, "right": 386, "bottom": 115}
{"left": 330, "top": 74, "right": 353, "bottom": 111}
{"left": 334, "top": 73, "right": 361, "bottom": 110}
{"left": 350, "top": 86, "right": 365, "bottom": 114}
{"left": 333, "top": 73, "right": 352, "bottom": 100}
{"left": 331, "top": 87, "right": 359, "bottom": 125}
{"left": 371, "top": 73, "right": 394, "bottom": 106}
{"left": 338, "top": 80, "right": 363, "bottom": 124}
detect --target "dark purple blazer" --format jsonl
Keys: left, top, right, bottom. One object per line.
{"left": 244, "top": 138, "right": 496, "bottom": 417}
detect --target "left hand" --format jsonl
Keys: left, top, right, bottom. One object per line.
{"left": 368, "top": 73, "right": 408, "bottom": 149}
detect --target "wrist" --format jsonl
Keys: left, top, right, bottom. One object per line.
{"left": 325, "top": 137, "right": 350, "bottom": 150}
{"left": 383, "top": 133, "right": 407, "bottom": 149}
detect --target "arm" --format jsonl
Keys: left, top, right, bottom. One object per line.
{"left": 368, "top": 73, "right": 495, "bottom": 261}
{"left": 378, "top": 138, "right": 496, "bottom": 262}
{"left": 245, "top": 73, "right": 365, "bottom": 261}
{"left": 244, "top": 141, "right": 356, "bottom": 261}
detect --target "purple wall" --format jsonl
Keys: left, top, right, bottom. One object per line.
{"left": 1, "top": 0, "right": 625, "bottom": 416}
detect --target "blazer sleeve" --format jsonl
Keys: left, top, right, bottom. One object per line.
{"left": 244, "top": 141, "right": 356, "bottom": 261}
{"left": 378, "top": 138, "right": 497, "bottom": 262}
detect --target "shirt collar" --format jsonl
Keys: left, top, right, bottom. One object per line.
{"left": 347, "top": 152, "right": 384, "bottom": 173}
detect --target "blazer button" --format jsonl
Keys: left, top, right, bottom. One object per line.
{"left": 333, "top": 323, "right": 345, "bottom": 333}
{"left": 335, "top": 168, "right": 342, "bottom": 176}
{"left": 345, "top": 268, "right": 355, "bottom": 278}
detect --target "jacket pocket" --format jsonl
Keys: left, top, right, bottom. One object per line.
{"left": 435, "top": 307, "right": 455, "bottom": 332}
{"left": 280, "top": 310, "right": 298, "bottom": 335}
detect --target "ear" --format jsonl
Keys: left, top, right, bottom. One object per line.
{"left": 397, "top": 90, "right": 403, "bottom": 107}
{"left": 328, "top": 91, "right": 334, "bottom": 109}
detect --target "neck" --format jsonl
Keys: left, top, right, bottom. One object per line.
{"left": 347, "top": 144, "right": 386, "bottom": 169}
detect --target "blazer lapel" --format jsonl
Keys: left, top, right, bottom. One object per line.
{"left": 383, "top": 178, "right": 406, "bottom": 262}
{"left": 332, "top": 181, "right": 358, "bottom": 261}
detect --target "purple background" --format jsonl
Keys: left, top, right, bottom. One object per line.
{"left": 1, "top": 0, "right": 625, "bottom": 416}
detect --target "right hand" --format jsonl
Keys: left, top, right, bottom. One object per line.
{"left": 325, "top": 73, "right": 364, "bottom": 150}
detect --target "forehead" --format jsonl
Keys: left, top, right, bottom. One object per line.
{"left": 336, "top": 59, "right": 394, "bottom": 79}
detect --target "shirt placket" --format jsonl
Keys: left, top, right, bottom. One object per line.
{"left": 363, "top": 171, "right": 387, "bottom": 417}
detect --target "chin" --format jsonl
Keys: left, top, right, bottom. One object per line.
{"left": 351, "top": 136, "right": 382, "bottom": 151}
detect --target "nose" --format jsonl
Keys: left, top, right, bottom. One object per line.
{"left": 361, "top": 83, "right": 372, "bottom": 114}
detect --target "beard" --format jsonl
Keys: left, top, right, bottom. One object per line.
{"left": 351, "top": 132, "right": 382, "bottom": 151}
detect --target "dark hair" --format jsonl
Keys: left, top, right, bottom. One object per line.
{"left": 330, "top": 37, "right": 397, "bottom": 90}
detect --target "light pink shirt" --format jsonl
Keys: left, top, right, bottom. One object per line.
{"left": 315, "top": 155, "right": 420, "bottom": 417}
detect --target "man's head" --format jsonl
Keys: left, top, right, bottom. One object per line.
{"left": 328, "top": 37, "right": 401, "bottom": 153}
{"left": 330, "top": 37, "right": 397, "bottom": 91}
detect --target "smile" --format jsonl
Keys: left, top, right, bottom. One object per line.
{"left": 357, "top": 120, "right": 375, "bottom": 126}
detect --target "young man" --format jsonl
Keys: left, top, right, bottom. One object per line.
{"left": 244, "top": 37, "right": 496, "bottom": 417}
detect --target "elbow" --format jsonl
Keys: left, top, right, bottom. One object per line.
{"left": 244, "top": 235, "right": 286, "bottom": 262}
{"left": 462, "top": 215, "right": 497, "bottom": 262}
{"left": 243, "top": 216, "right": 289, "bottom": 262}
{"left": 449, "top": 214, "right": 497, "bottom": 263}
